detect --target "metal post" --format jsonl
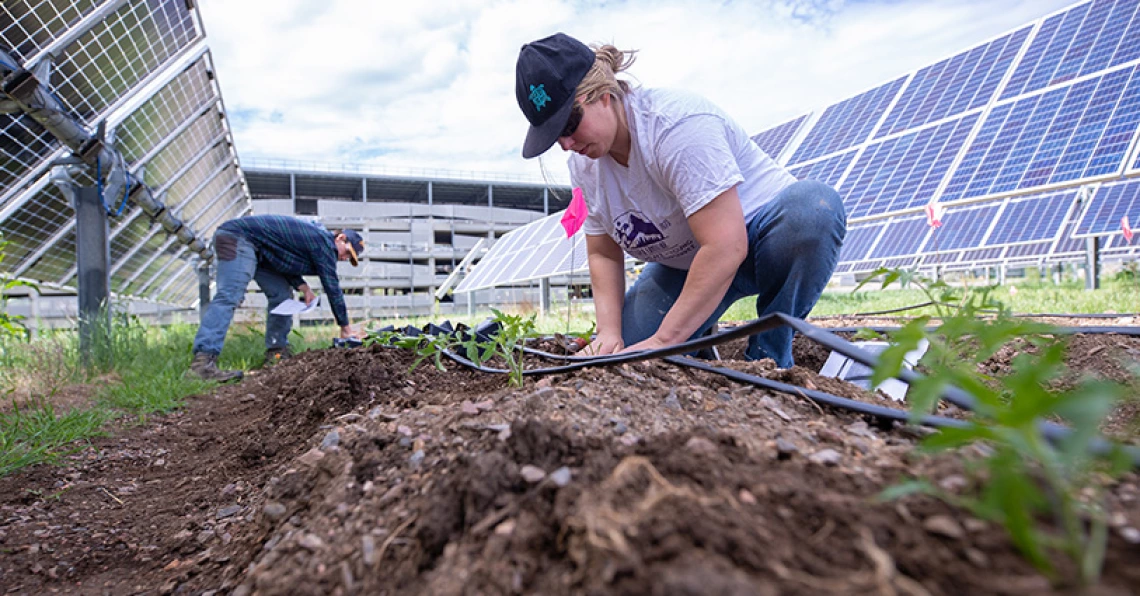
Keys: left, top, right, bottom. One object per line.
{"left": 290, "top": 172, "right": 296, "bottom": 213}
{"left": 1085, "top": 236, "right": 1100, "bottom": 290}
{"left": 539, "top": 278, "right": 551, "bottom": 314}
{"left": 197, "top": 261, "right": 212, "bottom": 309}
{"left": 74, "top": 185, "right": 111, "bottom": 368}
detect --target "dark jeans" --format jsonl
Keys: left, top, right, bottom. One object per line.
{"left": 620, "top": 179, "right": 847, "bottom": 368}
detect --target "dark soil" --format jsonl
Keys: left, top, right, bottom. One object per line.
{"left": 2, "top": 316, "right": 1139, "bottom": 595}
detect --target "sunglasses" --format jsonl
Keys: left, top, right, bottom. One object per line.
{"left": 560, "top": 103, "right": 583, "bottom": 138}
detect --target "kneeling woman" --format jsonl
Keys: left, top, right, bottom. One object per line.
{"left": 514, "top": 33, "right": 846, "bottom": 367}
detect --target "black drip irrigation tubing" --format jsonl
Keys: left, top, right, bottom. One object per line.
{"left": 377, "top": 313, "right": 1140, "bottom": 468}
{"left": 787, "top": 325, "right": 1140, "bottom": 337}
{"left": 809, "top": 305, "right": 1140, "bottom": 320}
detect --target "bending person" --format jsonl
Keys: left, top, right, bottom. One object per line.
{"left": 189, "top": 214, "right": 364, "bottom": 381}
{"left": 514, "top": 33, "right": 846, "bottom": 367}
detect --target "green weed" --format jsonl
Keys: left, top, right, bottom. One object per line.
{"left": 864, "top": 267, "right": 1132, "bottom": 587}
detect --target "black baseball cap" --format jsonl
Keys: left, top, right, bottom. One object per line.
{"left": 340, "top": 229, "right": 364, "bottom": 266}
{"left": 515, "top": 33, "right": 594, "bottom": 159}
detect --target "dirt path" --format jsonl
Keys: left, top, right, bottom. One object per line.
{"left": 2, "top": 320, "right": 1139, "bottom": 594}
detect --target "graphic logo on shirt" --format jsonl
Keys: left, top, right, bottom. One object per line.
{"left": 614, "top": 211, "right": 665, "bottom": 250}
{"left": 529, "top": 84, "right": 551, "bottom": 111}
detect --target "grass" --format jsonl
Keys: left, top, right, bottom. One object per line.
{"left": 0, "top": 311, "right": 333, "bottom": 475}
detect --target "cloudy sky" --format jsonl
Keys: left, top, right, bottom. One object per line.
{"left": 195, "top": 0, "right": 1077, "bottom": 184}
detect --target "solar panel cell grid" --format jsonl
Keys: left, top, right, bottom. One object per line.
{"left": 788, "top": 77, "right": 905, "bottom": 164}
{"left": 0, "top": 0, "right": 101, "bottom": 61}
{"left": 0, "top": 184, "right": 72, "bottom": 272}
{"left": 880, "top": 27, "right": 1030, "bottom": 137}
{"left": 22, "top": 227, "right": 75, "bottom": 283}
{"left": 1002, "top": 0, "right": 1140, "bottom": 100}
{"left": 116, "top": 59, "right": 214, "bottom": 164}
{"left": 869, "top": 217, "right": 928, "bottom": 258}
{"left": 141, "top": 108, "right": 225, "bottom": 187}
{"left": 988, "top": 191, "right": 1076, "bottom": 245}
{"left": 50, "top": 0, "right": 199, "bottom": 125}
{"left": 178, "top": 162, "right": 238, "bottom": 221}
{"left": 1075, "top": 178, "right": 1140, "bottom": 235}
{"left": 836, "top": 224, "right": 882, "bottom": 262}
{"left": 943, "top": 64, "right": 1140, "bottom": 202}
{"left": 787, "top": 149, "right": 856, "bottom": 189}
{"left": 924, "top": 203, "right": 1001, "bottom": 251}
{"left": 1023, "top": 3, "right": 1092, "bottom": 94}
{"left": 751, "top": 114, "right": 808, "bottom": 159}
{"left": 0, "top": 113, "right": 58, "bottom": 201}
{"left": 842, "top": 113, "right": 978, "bottom": 218}
{"left": 1006, "top": 242, "right": 1052, "bottom": 258}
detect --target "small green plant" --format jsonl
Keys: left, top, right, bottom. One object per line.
{"left": 455, "top": 327, "right": 495, "bottom": 369}
{"left": 488, "top": 308, "right": 537, "bottom": 387}
{"left": 365, "top": 330, "right": 457, "bottom": 373}
{"left": 863, "top": 267, "right": 1131, "bottom": 587}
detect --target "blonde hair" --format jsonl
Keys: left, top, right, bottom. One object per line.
{"left": 575, "top": 43, "right": 637, "bottom": 104}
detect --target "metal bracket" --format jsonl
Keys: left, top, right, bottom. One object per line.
{"left": 1, "top": 69, "right": 39, "bottom": 102}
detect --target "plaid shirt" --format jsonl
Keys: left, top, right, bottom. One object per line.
{"left": 219, "top": 215, "right": 350, "bottom": 327}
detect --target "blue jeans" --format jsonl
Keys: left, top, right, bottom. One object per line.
{"left": 192, "top": 231, "right": 296, "bottom": 355}
{"left": 621, "top": 179, "right": 846, "bottom": 368}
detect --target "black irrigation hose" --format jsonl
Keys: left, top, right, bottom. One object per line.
{"left": 429, "top": 313, "right": 1140, "bottom": 467}
{"left": 806, "top": 326, "right": 1140, "bottom": 337}
{"left": 810, "top": 308, "right": 1140, "bottom": 321}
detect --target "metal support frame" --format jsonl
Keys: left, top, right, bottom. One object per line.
{"left": 539, "top": 278, "right": 551, "bottom": 314}
{"left": 1085, "top": 236, "right": 1100, "bottom": 290}
{"left": 197, "top": 261, "right": 212, "bottom": 309}
{"left": 75, "top": 185, "right": 111, "bottom": 368}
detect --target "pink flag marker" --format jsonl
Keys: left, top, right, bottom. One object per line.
{"left": 561, "top": 187, "right": 588, "bottom": 238}
{"left": 1123, "top": 215, "right": 1134, "bottom": 243}
{"left": 925, "top": 201, "right": 944, "bottom": 228}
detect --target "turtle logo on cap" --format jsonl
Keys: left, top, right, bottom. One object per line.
{"left": 529, "top": 84, "right": 552, "bottom": 111}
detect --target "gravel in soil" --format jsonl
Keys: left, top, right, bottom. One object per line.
{"left": 1, "top": 317, "right": 1139, "bottom": 595}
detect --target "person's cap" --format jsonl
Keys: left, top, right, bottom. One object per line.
{"left": 340, "top": 230, "right": 364, "bottom": 266}
{"left": 516, "top": 33, "right": 594, "bottom": 159}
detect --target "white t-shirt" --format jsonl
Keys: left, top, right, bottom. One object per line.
{"left": 569, "top": 87, "right": 796, "bottom": 270}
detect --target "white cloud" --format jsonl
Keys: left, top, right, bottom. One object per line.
{"left": 196, "top": 0, "right": 1077, "bottom": 183}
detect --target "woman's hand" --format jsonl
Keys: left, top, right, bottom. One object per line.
{"left": 620, "top": 335, "right": 669, "bottom": 354}
{"left": 583, "top": 331, "right": 624, "bottom": 356}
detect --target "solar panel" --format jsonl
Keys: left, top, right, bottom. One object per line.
{"left": 986, "top": 189, "right": 1078, "bottom": 245}
{"left": 454, "top": 206, "right": 634, "bottom": 294}
{"left": 878, "top": 26, "right": 1031, "bottom": 137}
{"left": 1000, "top": 0, "right": 1140, "bottom": 101}
{"left": 922, "top": 202, "right": 1002, "bottom": 252}
{"left": 868, "top": 216, "right": 929, "bottom": 259}
{"left": 1073, "top": 177, "right": 1140, "bottom": 237}
{"left": 942, "top": 63, "right": 1140, "bottom": 202}
{"left": 787, "top": 149, "right": 856, "bottom": 189}
{"left": 0, "top": 1, "right": 248, "bottom": 306}
{"left": 34, "top": 1, "right": 199, "bottom": 125}
{"left": 787, "top": 77, "right": 906, "bottom": 164}
{"left": 836, "top": 222, "right": 884, "bottom": 263}
{"left": 750, "top": 113, "right": 809, "bottom": 161}
{"left": 842, "top": 114, "right": 978, "bottom": 219}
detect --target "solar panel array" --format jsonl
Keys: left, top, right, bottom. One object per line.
{"left": 0, "top": 0, "right": 250, "bottom": 305}
{"left": 459, "top": 0, "right": 1140, "bottom": 294}
{"left": 778, "top": 0, "right": 1140, "bottom": 275}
